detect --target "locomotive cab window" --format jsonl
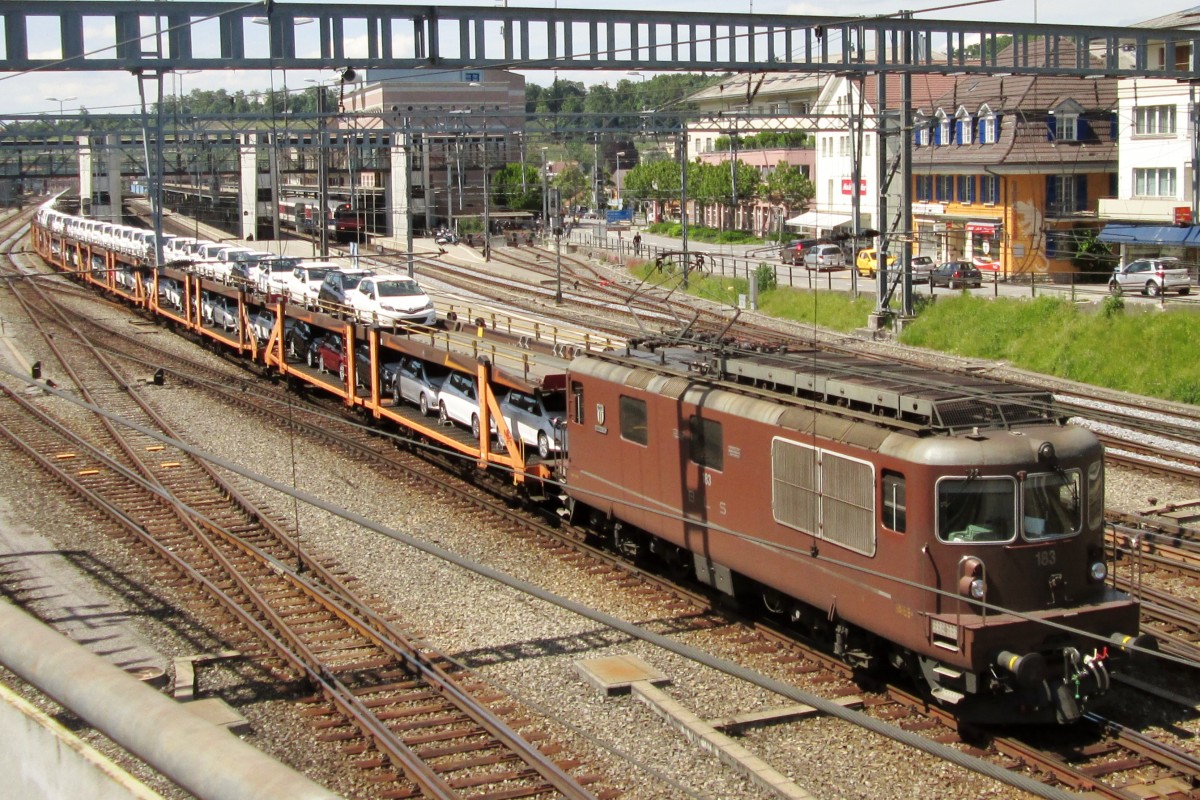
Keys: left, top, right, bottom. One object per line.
{"left": 937, "top": 477, "right": 1016, "bottom": 543}
{"left": 570, "top": 381, "right": 584, "bottom": 424}
{"left": 688, "top": 416, "right": 723, "bottom": 471}
{"left": 619, "top": 395, "right": 648, "bottom": 445}
{"left": 1022, "top": 469, "right": 1082, "bottom": 540}
{"left": 882, "top": 472, "right": 906, "bottom": 533}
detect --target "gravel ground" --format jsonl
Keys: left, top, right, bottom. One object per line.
{"left": 2, "top": 248, "right": 1197, "bottom": 799}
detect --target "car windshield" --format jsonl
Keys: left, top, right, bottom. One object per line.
{"left": 377, "top": 280, "right": 423, "bottom": 297}
{"left": 265, "top": 258, "right": 300, "bottom": 273}
{"left": 343, "top": 275, "right": 367, "bottom": 290}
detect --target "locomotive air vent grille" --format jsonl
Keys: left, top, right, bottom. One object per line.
{"left": 933, "top": 396, "right": 1053, "bottom": 431}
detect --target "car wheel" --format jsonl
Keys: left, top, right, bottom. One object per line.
{"left": 338, "top": 363, "right": 347, "bottom": 383}
{"left": 419, "top": 393, "right": 430, "bottom": 416}
{"left": 438, "top": 401, "right": 448, "bottom": 424}
{"left": 288, "top": 338, "right": 298, "bottom": 359}
{"left": 471, "top": 414, "right": 481, "bottom": 439}
{"left": 392, "top": 382, "right": 401, "bottom": 405}
{"left": 1146, "top": 281, "right": 1161, "bottom": 298}
{"left": 1108, "top": 282, "right": 1122, "bottom": 297}
{"left": 1180, "top": 287, "right": 1191, "bottom": 296}
{"left": 537, "top": 432, "right": 551, "bottom": 460}
{"left": 319, "top": 355, "right": 328, "bottom": 373}
{"left": 948, "top": 280, "right": 957, "bottom": 290}
{"left": 306, "top": 347, "right": 315, "bottom": 367}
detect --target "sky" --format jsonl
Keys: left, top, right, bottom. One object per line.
{"left": 0, "top": 0, "right": 1191, "bottom": 117}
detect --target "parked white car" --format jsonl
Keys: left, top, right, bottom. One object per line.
{"left": 347, "top": 275, "right": 436, "bottom": 326}
{"left": 437, "top": 371, "right": 494, "bottom": 438}
{"left": 283, "top": 261, "right": 339, "bottom": 308}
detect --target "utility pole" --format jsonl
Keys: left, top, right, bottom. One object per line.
{"left": 316, "top": 85, "right": 329, "bottom": 258}
{"left": 679, "top": 133, "right": 690, "bottom": 288}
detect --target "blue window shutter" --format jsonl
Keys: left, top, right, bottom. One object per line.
{"left": 1078, "top": 118, "right": 1093, "bottom": 141}
{"left": 1046, "top": 175, "right": 1057, "bottom": 208}
{"left": 1109, "top": 112, "right": 1118, "bottom": 140}
{"left": 933, "top": 123, "right": 940, "bottom": 145}
{"left": 1046, "top": 116, "right": 1057, "bottom": 141}
{"left": 913, "top": 126, "right": 920, "bottom": 146}
{"left": 1075, "top": 176, "right": 1088, "bottom": 212}
{"left": 955, "top": 120, "right": 963, "bottom": 144}
{"left": 977, "top": 118, "right": 986, "bottom": 142}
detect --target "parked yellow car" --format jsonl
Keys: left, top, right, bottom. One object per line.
{"left": 856, "top": 248, "right": 896, "bottom": 277}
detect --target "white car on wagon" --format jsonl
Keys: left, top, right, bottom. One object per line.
{"left": 348, "top": 274, "right": 436, "bottom": 326}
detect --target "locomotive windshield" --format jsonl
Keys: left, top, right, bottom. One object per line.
{"left": 1021, "top": 470, "right": 1082, "bottom": 540}
{"left": 937, "top": 477, "right": 1016, "bottom": 543}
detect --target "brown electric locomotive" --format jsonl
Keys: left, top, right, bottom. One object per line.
{"left": 562, "top": 341, "right": 1153, "bottom": 724}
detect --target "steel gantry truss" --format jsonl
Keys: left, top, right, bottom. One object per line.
{"left": 1, "top": 2, "right": 1198, "bottom": 80}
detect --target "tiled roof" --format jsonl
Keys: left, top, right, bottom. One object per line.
{"left": 1133, "top": 5, "right": 1200, "bottom": 29}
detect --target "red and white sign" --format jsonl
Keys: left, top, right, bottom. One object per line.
{"left": 973, "top": 255, "right": 1001, "bottom": 271}
{"left": 841, "top": 178, "right": 867, "bottom": 196}
{"left": 1174, "top": 206, "right": 1192, "bottom": 225}
{"left": 966, "top": 221, "right": 998, "bottom": 236}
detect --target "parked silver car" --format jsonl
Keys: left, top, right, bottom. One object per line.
{"left": 802, "top": 244, "right": 846, "bottom": 270}
{"left": 499, "top": 389, "right": 567, "bottom": 459}
{"left": 388, "top": 356, "right": 447, "bottom": 415}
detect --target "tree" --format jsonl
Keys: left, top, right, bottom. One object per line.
{"left": 490, "top": 163, "right": 543, "bottom": 212}
{"left": 761, "top": 164, "right": 815, "bottom": 210}
{"left": 553, "top": 165, "right": 589, "bottom": 207}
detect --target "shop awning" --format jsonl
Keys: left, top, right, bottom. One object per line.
{"left": 785, "top": 211, "right": 853, "bottom": 230}
{"left": 1098, "top": 223, "right": 1200, "bottom": 246}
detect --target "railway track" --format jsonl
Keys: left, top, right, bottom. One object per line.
{"left": 1, "top": 228, "right": 608, "bottom": 800}
{"left": 14, "top": 215, "right": 1200, "bottom": 796}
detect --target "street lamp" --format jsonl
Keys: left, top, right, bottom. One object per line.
{"left": 47, "top": 96, "right": 76, "bottom": 116}
{"left": 616, "top": 150, "right": 626, "bottom": 208}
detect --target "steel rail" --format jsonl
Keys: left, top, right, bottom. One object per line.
{"left": 3, "top": 247, "right": 599, "bottom": 799}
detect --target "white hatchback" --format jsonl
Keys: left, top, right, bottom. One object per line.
{"left": 283, "top": 261, "right": 339, "bottom": 308}
{"left": 349, "top": 275, "right": 436, "bottom": 326}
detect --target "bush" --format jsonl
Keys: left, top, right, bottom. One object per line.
{"left": 755, "top": 263, "right": 777, "bottom": 294}
{"left": 1100, "top": 294, "right": 1124, "bottom": 318}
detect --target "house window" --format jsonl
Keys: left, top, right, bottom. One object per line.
{"left": 1134, "top": 167, "right": 1177, "bottom": 197}
{"left": 979, "top": 114, "right": 999, "bottom": 144}
{"left": 916, "top": 175, "right": 933, "bottom": 202}
{"left": 1053, "top": 112, "right": 1078, "bottom": 141}
{"left": 955, "top": 113, "right": 973, "bottom": 145}
{"left": 938, "top": 117, "right": 951, "bottom": 145}
{"left": 958, "top": 175, "right": 976, "bottom": 204}
{"left": 1046, "top": 175, "right": 1086, "bottom": 215}
{"left": 1135, "top": 105, "right": 1177, "bottom": 136}
{"left": 981, "top": 175, "right": 1000, "bottom": 205}
{"left": 915, "top": 124, "right": 930, "bottom": 146}
{"left": 935, "top": 176, "right": 954, "bottom": 202}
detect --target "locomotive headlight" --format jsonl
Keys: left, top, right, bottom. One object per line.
{"left": 1089, "top": 561, "right": 1108, "bottom": 582}
{"left": 969, "top": 578, "right": 986, "bottom": 600}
